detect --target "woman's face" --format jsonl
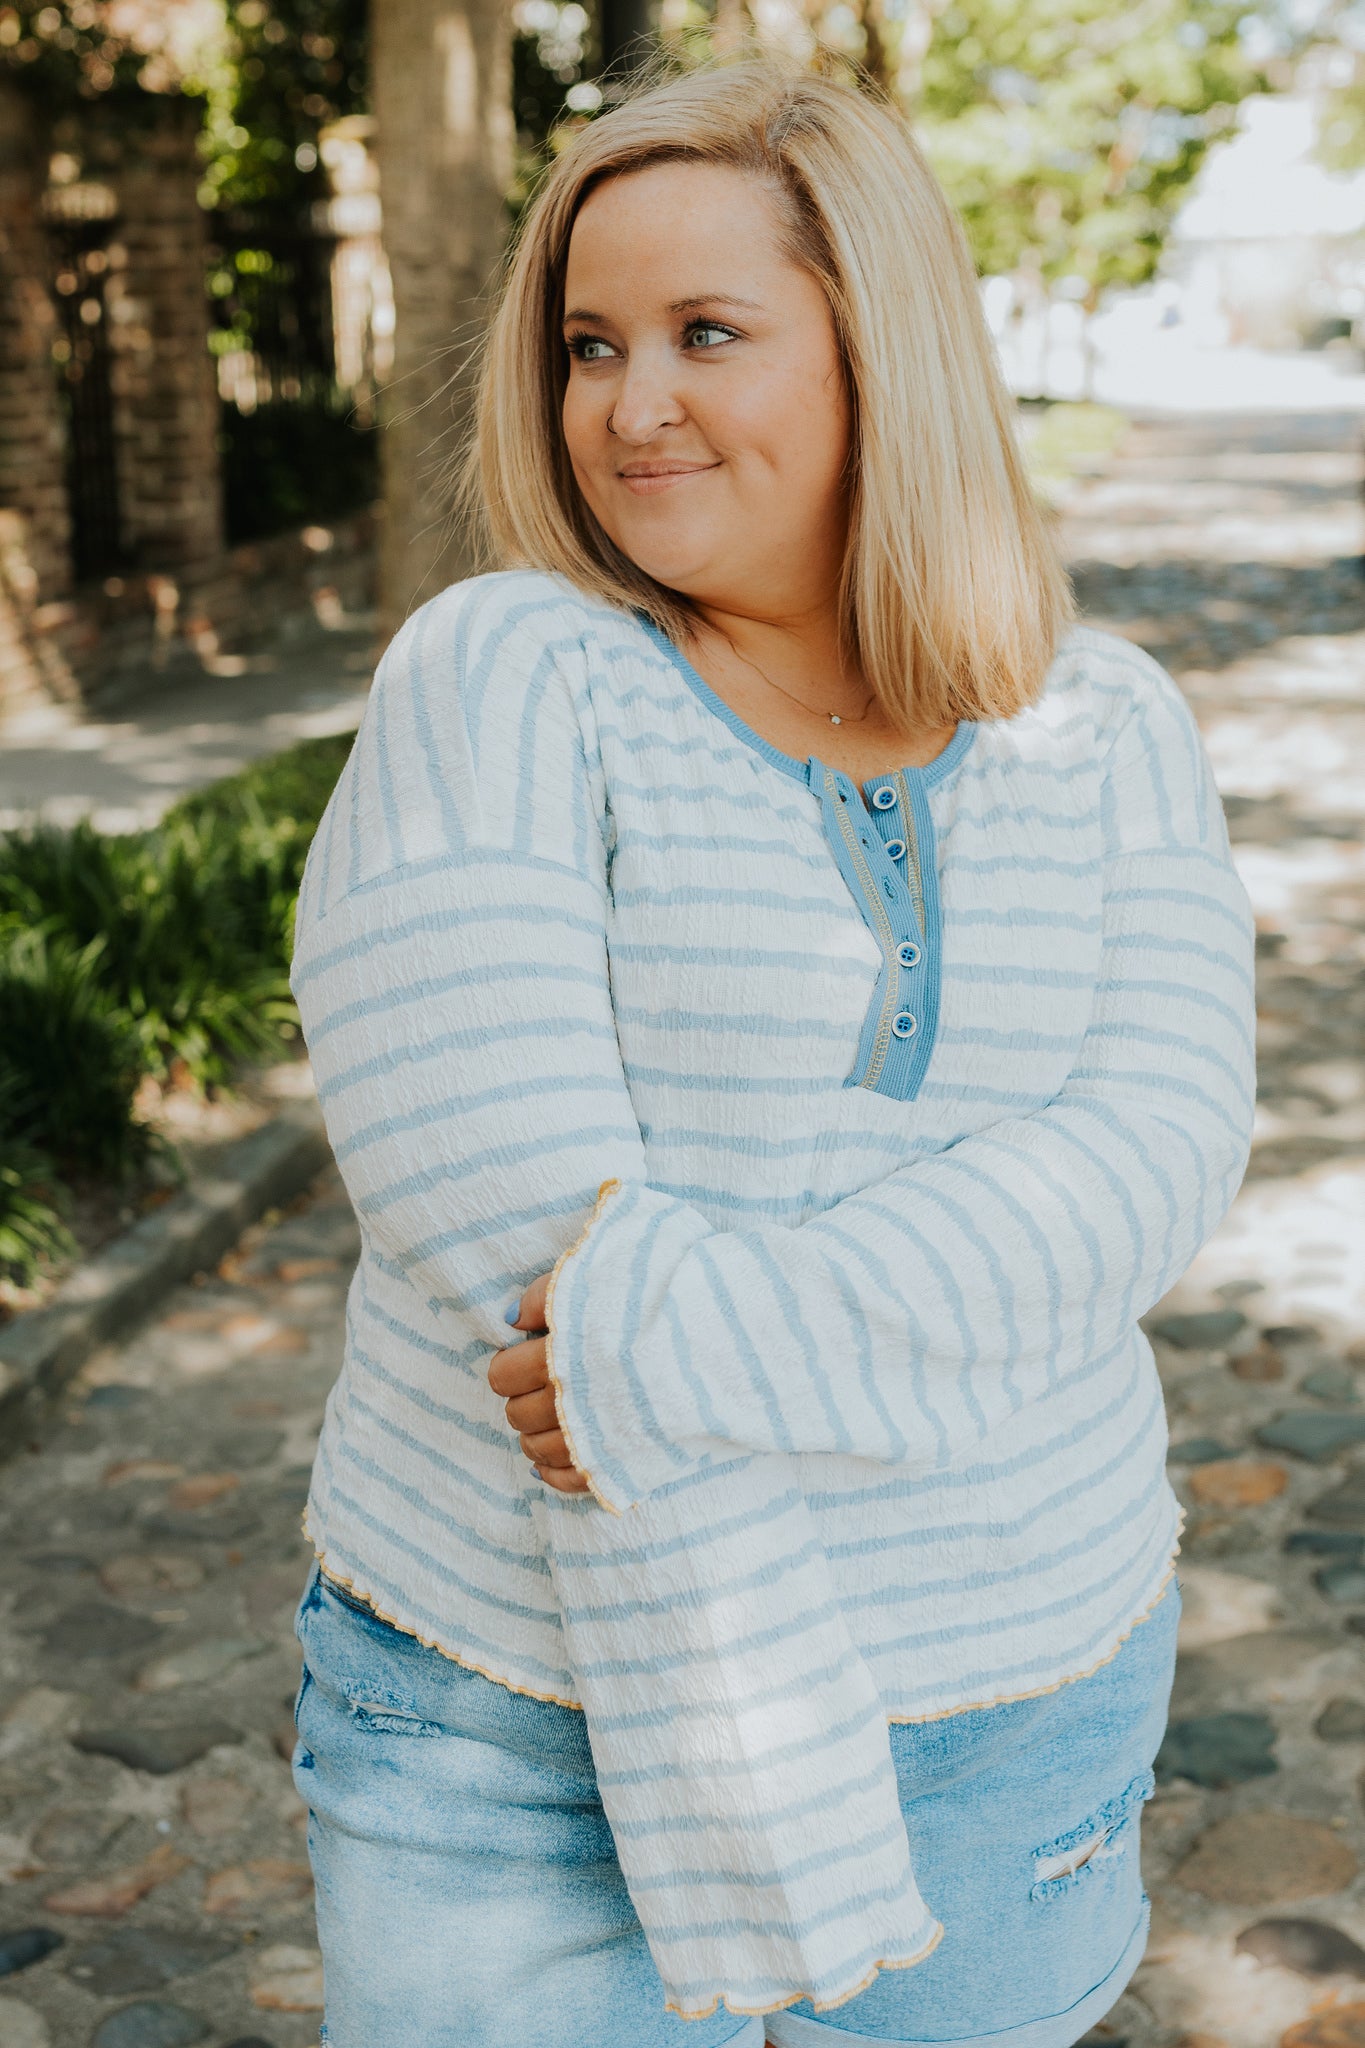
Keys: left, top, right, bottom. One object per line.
{"left": 561, "top": 161, "right": 852, "bottom": 622}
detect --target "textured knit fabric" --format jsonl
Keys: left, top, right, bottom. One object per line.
{"left": 290, "top": 569, "right": 1256, "bottom": 2020}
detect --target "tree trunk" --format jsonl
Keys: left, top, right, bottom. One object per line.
{"left": 600, "top": 0, "right": 656, "bottom": 74}
{"left": 372, "top": 0, "right": 513, "bottom": 629}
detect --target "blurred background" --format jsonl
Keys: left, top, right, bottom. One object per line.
{"left": 0, "top": 0, "right": 1361, "bottom": 676}
{"left": 3, "top": 6, "right": 1365, "bottom": 2048}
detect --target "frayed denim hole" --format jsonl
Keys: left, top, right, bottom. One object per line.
{"left": 1029, "top": 1767, "right": 1155, "bottom": 1903}
{"left": 349, "top": 1702, "right": 443, "bottom": 1738}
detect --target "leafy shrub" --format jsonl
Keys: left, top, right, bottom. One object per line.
{"left": 169, "top": 731, "right": 353, "bottom": 844}
{"left": 0, "top": 1149, "right": 71, "bottom": 1288}
{"left": 0, "top": 733, "right": 351, "bottom": 1092}
{"left": 0, "top": 822, "right": 288, "bottom": 1086}
{"left": 0, "top": 925, "right": 148, "bottom": 1176}
{"left": 0, "top": 730, "right": 352, "bottom": 1224}
{"left": 0, "top": 1073, "right": 72, "bottom": 1288}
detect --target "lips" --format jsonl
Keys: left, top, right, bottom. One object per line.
{"left": 617, "top": 464, "right": 718, "bottom": 495}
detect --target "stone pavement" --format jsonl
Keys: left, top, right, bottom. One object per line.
{"left": 0, "top": 406, "right": 1363, "bottom": 2046}
{"left": 0, "top": 1178, "right": 358, "bottom": 2047}
{"left": 1061, "top": 407, "right": 1365, "bottom": 2048}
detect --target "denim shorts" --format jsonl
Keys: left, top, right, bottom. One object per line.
{"left": 293, "top": 1564, "right": 1179, "bottom": 2048}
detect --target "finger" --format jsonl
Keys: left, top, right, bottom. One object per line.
{"left": 503, "top": 1269, "right": 553, "bottom": 1333}
{"left": 519, "top": 1427, "right": 575, "bottom": 1468}
{"left": 504, "top": 1388, "right": 559, "bottom": 1434}
{"left": 522, "top": 1270, "right": 552, "bottom": 1329}
{"left": 536, "top": 1467, "right": 589, "bottom": 1494}
{"left": 536, "top": 1464, "right": 590, "bottom": 1494}
{"left": 487, "top": 1337, "right": 549, "bottom": 1397}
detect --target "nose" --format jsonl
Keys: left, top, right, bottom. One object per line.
{"left": 606, "top": 346, "right": 686, "bottom": 443}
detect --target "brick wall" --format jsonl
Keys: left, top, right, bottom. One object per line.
{"left": 0, "top": 82, "right": 72, "bottom": 612}
{"left": 0, "top": 96, "right": 379, "bottom": 722}
{"left": 101, "top": 110, "right": 223, "bottom": 568}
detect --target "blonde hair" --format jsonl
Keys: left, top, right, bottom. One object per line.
{"left": 470, "top": 61, "right": 1073, "bottom": 727}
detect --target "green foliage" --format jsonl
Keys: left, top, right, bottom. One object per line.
{"left": 200, "top": 0, "right": 367, "bottom": 216}
{"left": 0, "top": 733, "right": 350, "bottom": 1230}
{"left": 0, "top": 1, "right": 227, "bottom": 112}
{"left": 1319, "top": 44, "right": 1365, "bottom": 170}
{"left": 910, "top": 0, "right": 1267, "bottom": 295}
{"left": 0, "top": 923, "right": 148, "bottom": 1176}
{"left": 1320, "top": 88, "right": 1365, "bottom": 169}
{"left": 0, "top": 1090, "right": 71, "bottom": 1289}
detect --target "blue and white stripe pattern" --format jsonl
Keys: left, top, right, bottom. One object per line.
{"left": 291, "top": 570, "right": 1256, "bottom": 2018}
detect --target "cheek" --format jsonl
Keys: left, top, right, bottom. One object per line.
{"left": 723, "top": 361, "right": 849, "bottom": 495}
{"left": 561, "top": 382, "right": 608, "bottom": 484}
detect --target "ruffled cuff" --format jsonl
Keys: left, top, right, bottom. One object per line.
{"left": 543, "top": 1177, "right": 709, "bottom": 1512}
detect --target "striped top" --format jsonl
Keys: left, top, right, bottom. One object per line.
{"left": 291, "top": 570, "right": 1256, "bottom": 2018}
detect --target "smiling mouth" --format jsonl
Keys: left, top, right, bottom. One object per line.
{"left": 617, "top": 463, "right": 719, "bottom": 494}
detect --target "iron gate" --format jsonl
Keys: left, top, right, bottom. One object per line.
{"left": 48, "top": 213, "right": 124, "bottom": 584}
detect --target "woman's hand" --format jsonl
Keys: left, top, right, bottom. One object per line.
{"left": 487, "top": 1271, "right": 591, "bottom": 1495}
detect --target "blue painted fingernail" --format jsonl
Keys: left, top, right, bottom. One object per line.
{"left": 530, "top": 1467, "right": 542, "bottom": 1480}
{"left": 504, "top": 1302, "right": 521, "bottom": 1326}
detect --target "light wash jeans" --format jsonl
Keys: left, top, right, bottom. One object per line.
{"left": 294, "top": 1564, "right": 1179, "bottom": 2048}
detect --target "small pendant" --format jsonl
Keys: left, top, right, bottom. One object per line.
{"left": 829, "top": 714, "right": 842, "bottom": 725}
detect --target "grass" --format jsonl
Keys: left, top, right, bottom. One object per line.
{"left": 0, "top": 731, "right": 353, "bottom": 1288}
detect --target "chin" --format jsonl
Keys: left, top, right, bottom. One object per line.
{"left": 609, "top": 529, "right": 720, "bottom": 598}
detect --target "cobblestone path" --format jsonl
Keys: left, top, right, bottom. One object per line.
{"left": 0, "top": 1185, "right": 358, "bottom": 2047}
{"left": 1, "top": 406, "right": 1363, "bottom": 2048}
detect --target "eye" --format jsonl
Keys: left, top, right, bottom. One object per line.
{"left": 684, "top": 322, "right": 738, "bottom": 350}
{"left": 567, "top": 334, "right": 618, "bottom": 362}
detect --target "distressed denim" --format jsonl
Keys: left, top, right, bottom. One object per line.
{"left": 294, "top": 1565, "right": 1179, "bottom": 2048}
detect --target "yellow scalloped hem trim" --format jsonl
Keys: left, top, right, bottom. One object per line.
{"left": 886, "top": 1508, "right": 1186, "bottom": 1726}
{"left": 541, "top": 1174, "right": 625, "bottom": 1515}
{"left": 662, "top": 1917, "right": 946, "bottom": 2024}
{"left": 303, "top": 1516, "right": 586, "bottom": 1711}
{"left": 304, "top": 1506, "right": 1185, "bottom": 1730}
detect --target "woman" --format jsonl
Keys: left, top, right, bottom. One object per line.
{"left": 289, "top": 61, "right": 1255, "bottom": 2048}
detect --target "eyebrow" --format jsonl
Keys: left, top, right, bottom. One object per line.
{"left": 562, "top": 293, "right": 764, "bottom": 326}
{"left": 668, "top": 293, "right": 763, "bottom": 313}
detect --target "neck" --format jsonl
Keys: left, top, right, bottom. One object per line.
{"left": 689, "top": 596, "right": 867, "bottom": 715}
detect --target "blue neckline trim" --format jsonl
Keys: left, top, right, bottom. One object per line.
{"left": 637, "top": 617, "right": 977, "bottom": 794}
{"left": 635, "top": 613, "right": 956, "bottom": 1106}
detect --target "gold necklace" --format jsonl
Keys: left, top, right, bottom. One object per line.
{"left": 718, "top": 633, "right": 876, "bottom": 727}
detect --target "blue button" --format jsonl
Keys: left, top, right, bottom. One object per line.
{"left": 871, "top": 785, "right": 897, "bottom": 810}
{"left": 896, "top": 941, "right": 921, "bottom": 969}
{"left": 885, "top": 838, "right": 907, "bottom": 861}
{"left": 891, "top": 1011, "right": 918, "bottom": 1039}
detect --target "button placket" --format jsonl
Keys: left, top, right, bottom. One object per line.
{"left": 860, "top": 780, "right": 926, "bottom": 981}
{"left": 812, "top": 759, "right": 935, "bottom": 1099}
